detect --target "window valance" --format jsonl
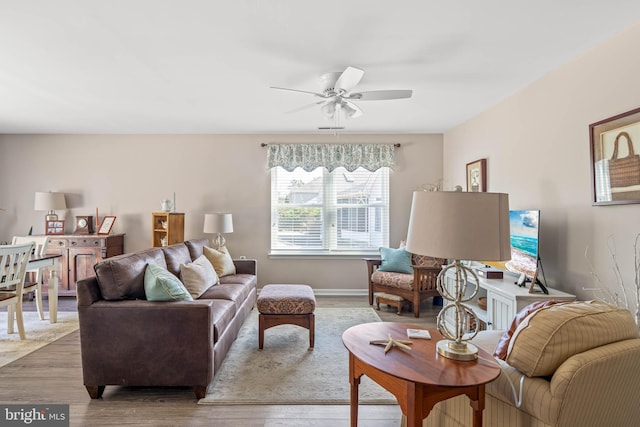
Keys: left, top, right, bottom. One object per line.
{"left": 266, "top": 143, "right": 397, "bottom": 172}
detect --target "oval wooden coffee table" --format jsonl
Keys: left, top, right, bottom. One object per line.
{"left": 342, "top": 322, "right": 501, "bottom": 427}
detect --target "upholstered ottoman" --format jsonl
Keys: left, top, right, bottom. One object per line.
{"left": 257, "top": 284, "right": 316, "bottom": 350}
{"left": 375, "top": 292, "right": 411, "bottom": 315}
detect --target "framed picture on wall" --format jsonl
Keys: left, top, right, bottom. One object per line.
{"left": 590, "top": 106, "right": 640, "bottom": 205}
{"left": 466, "top": 158, "right": 487, "bottom": 192}
{"left": 45, "top": 220, "right": 65, "bottom": 235}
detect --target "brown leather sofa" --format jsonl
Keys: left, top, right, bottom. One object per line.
{"left": 76, "top": 238, "right": 257, "bottom": 399}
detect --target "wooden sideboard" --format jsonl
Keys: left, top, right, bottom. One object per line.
{"left": 43, "top": 234, "right": 125, "bottom": 296}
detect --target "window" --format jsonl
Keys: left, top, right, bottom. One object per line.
{"left": 270, "top": 166, "right": 389, "bottom": 255}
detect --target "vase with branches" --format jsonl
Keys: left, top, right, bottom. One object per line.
{"left": 584, "top": 233, "right": 640, "bottom": 327}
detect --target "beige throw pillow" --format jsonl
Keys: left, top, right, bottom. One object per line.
{"left": 179, "top": 255, "right": 219, "bottom": 299}
{"left": 203, "top": 246, "right": 236, "bottom": 277}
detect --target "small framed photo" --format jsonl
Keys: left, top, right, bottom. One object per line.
{"left": 466, "top": 158, "right": 487, "bottom": 192}
{"left": 590, "top": 106, "right": 640, "bottom": 205}
{"left": 45, "top": 220, "right": 65, "bottom": 235}
{"left": 97, "top": 216, "right": 116, "bottom": 235}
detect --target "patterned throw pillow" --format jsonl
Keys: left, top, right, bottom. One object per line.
{"left": 144, "top": 263, "right": 193, "bottom": 301}
{"left": 377, "top": 247, "right": 413, "bottom": 274}
{"left": 203, "top": 246, "right": 237, "bottom": 277}
{"left": 180, "top": 255, "right": 219, "bottom": 299}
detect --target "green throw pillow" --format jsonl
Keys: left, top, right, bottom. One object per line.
{"left": 144, "top": 263, "right": 193, "bottom": 301}
{"left": 377, "top": 247, "right": 413, "bottom": 274}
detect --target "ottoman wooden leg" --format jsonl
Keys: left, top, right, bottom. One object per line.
{"left": 309, "top": 313, "right": 315, "bottom": 349}
{"left": 258, "top": 313, "right": 265, "bottom": 350}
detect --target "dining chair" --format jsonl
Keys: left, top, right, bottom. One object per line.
{"left": 12, "top": 235, "right": 50, "bottom": 321}
{"left": 0, "top": 242, "right": 34, "bottom": 340}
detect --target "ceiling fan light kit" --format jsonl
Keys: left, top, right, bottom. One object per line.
{"left": 271, "top": 66, "right": 413, "bottom": 123}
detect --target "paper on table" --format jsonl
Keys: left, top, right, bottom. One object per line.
{"left": 407, "top": 329, "right": 431, "bottom": 339}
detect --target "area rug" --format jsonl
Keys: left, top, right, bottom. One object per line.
{"left": 198, "top": 307, "right": 396, "bottom": 405}
{"left": 0, "top": 311, "right": 79, "bottom": 368}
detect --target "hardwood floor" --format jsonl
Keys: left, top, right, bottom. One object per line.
{"left": 1, "top": 296, "right": 440, "bottom": 426}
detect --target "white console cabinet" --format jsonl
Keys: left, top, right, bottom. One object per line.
{"left": 443, "top": 268, "right": 576, "bottom": 331}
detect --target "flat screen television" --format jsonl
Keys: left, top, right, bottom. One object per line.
{"left": 505, "top": 210, "right": 540, "bottom": 279}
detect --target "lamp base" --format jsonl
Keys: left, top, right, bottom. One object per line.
{"left": 436, "top": 339, "right": 478, "bottom": 361}
{"left": 213, "top": 233, "right": 226, "bottom": 249}
{"left": 45, "top": 211, "right": 58, "bottom": 221}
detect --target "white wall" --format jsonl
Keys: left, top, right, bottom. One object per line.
{"left": 444, "top": 21, "right": 640, "bottom": 316}
{"left": 0, "top": 134, "right": 443, "bottom": 293}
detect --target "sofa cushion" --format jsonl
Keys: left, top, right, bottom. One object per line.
{"left": 201, "top": 282, "right": 253, "bottom": 312}
{"left": 95, "top": 248, "right": 167, "bottom": 300}
{"left": 184, "top": 238, "right": 210, "bottom": 261}
{"left": 377, "top": 246, "right": 413, "bottom": 274}
{"left": 180, "top": 255, "right": 219, "bottom": 299}
{"left": 144, "top": 263, "right": 193, "bottom": 301}
{"left": 506, "top": 300, "right": 639, "bottom": 377}
{"left": 161, "top": 243, "right": 193, "bottom": 277}
{"left": 209, "top": 299, "right": 237, "bottom": 343}
{"left": 203, "top": 246, "right": 237, "bottom": 277}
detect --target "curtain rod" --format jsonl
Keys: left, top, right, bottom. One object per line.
{"left": 260, "top": 143, "right": 401, "bottom": 147}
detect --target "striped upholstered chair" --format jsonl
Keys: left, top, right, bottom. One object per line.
{"left": 413, "top": 300, "right": 640, "bottom": 427}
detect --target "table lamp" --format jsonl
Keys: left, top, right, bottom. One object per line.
{"left": 34, "top": 191, "right": 67, "bottom": 221}
{"left": 406, "top": 190, "right": 510, "bottom": 361}
{"left": 203, "top": 213, "right": 233, "bottom": 249}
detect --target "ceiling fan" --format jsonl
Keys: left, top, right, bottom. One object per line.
{"left": 270, "top": 66, "right": 412, "bottom": 121}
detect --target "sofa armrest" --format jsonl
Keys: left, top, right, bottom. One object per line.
{"left": 77, "top": 276, "right": 103, "bottom": 307}
{"left": 233, "top": 258, "right": 257, "bottom": 275}
{"left": 78, "top": 297, "right": 215, "bottom": 389}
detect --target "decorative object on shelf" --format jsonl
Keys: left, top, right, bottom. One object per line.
{"left": 97, "top": 216, "right": 116, "bottom": 235}
{"left": 45, "top": 220, "right": 65, "bottom": 235}
{"left": 160, "top": 198, "right": 173, "bottom": 212}
{"left": 466, "top": 158, "right": 487, "bottom": 192}
{"left": 590, "top": 106, "right": 640, "bottom": 205}
{"left": 203, "top": 213, "right": 234, "bottom": 249}
{"left": 74, "top": 215, "right": 95, "bottom": 234}
{"left": 34, "top": 191, "right": 66, "bottom": 221}
{"left": 369, "top": 333, "right": 413, "bottom": 354}
{"left": 406, "top": 190, "right": 510, "bottom": 361}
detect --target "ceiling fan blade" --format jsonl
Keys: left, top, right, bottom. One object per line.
{"left": 270, "top": 86, "right": 327, "bottom": 97}
{"left": 348, "top": 89, "right": 413, "bottom": 101}
{"left": 334, "top": 67, "right": 364, "bottom": 93}
{"left": 285, "top": 100, "right": 327, "bottom": 114}
{"left": 343, "top": 100, "right": 363, "bottom": 118}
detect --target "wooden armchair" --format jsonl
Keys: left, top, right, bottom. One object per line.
{"left": 365, "top": 253, "right": 445, "bottom": 318}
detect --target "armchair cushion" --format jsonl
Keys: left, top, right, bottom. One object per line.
{"left": 144, "top": 263, "right": 193, "bottom": 302}
{"left": 377, "top": 247, "right": 412, "bottom": 274}
{"left": 371, "top": 270, "right": 415, "bottom": 290}
{"left": 506, "top": 300, "right": 638, "bottom": 377}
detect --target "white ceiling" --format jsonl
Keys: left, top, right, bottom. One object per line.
{"left": 1, "top": 1, "right": 640, "bottom": 134}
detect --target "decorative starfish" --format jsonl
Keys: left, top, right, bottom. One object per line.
{"left": 369, "top": 333, "right": 413, "bottom": 354}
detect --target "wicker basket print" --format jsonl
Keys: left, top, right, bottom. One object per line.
{"left": 609, "top": 131, "right": 640, "bottom": 188}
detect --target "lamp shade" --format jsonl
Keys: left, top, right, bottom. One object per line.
{"left": 34, "top": 192, "right": 67, "bottom": 211}
{"left": 203, "top": 213, "right": 233, "bottom": 234}
{"left": 405, "top": 191, "right": 511, "bottom": 262}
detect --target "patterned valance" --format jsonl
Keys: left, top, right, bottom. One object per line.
{"left": 266, "top": 143, "right": 396, "bottom": 172}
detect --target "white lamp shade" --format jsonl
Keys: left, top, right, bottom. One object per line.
{"left": 405, "top": 191, "right": 511, "bottom": 262}
{"left": 34, "top": 192, "right": 67, "bottom": 211}
{"left": 203, "top": 213, "right": 233, "bottom": 234}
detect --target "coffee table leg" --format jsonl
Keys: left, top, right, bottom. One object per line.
{"left": 349, "top": 353, "right": 360, "bottom": 427}
{"left": 469, "top": 385, "right": 485, "bottom": 427}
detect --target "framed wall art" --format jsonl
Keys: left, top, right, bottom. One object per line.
{"left": 97, "top": 216, "right": 116, "bottom": 235}
{"left": 45, "top": 220, "right": 65, "bottom": 235}
{"left": 590, "top": 106, "right": 640, "bottom": 205}
{"left": 466, "top": 158, "right": 487, "bottom": 192}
